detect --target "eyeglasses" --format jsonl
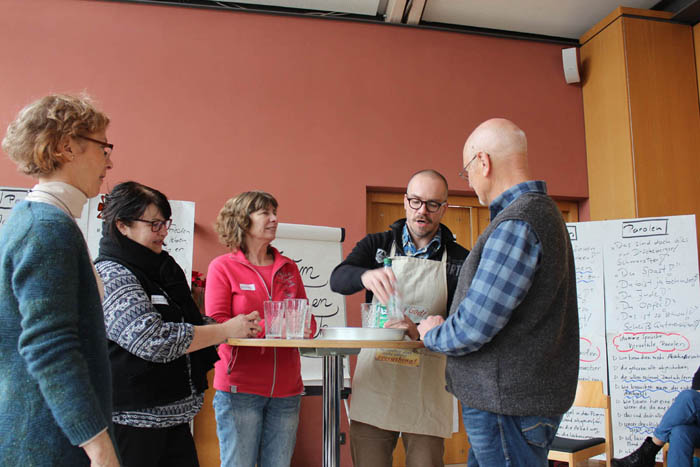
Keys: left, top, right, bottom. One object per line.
{"left": 458, "top": 153, "right": 479, "bottom": 181}
{"left": 131, "top": 218, "right": 172, "bottom": 232}
{"left": 406, "top": 197, "right": 446, "bottom": 213}
{"left": 96, "top": 194, "right": 106, "bottom": 219}
{"left": 76, "top": 135, "right": 114, "bottom": 158}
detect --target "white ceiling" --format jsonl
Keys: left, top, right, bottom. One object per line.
{"left": 217, "top": 0, "right": 662, "bottom": 39}
{"left": 420, "top": 0, "right": 660, "bottom": 39}
{"left": 227, "top": 0, "right": 382, "bottom": 16}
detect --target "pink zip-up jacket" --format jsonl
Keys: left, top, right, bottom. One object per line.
{"left": 205, "top": 247, "right": 317, "bottom": 397}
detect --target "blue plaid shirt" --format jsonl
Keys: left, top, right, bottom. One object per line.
{"left": 423, "top": 181, "right": 545, "bottom": 356}
{"left": 402, "top": 224, "right": 442, "bottom": 258}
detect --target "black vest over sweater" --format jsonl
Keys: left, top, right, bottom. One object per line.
{"left": 445, "top": 192, "right": 579, "bottom": 417}
{"left": 96, "top": 234, "right": 218, "bottom": 411}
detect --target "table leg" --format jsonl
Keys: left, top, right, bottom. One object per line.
{"left": 323, "top": 354, "right": 343, "bottom": 467}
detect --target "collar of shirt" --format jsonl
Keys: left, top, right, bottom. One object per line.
{"left": 27, "top": 181, "right": 88, "bottom": 218}
{"left": 402, "top": 224, "right": 442, "bottom": 258}
{"left": 489, "top": 180, "right": 548, "bottom": 221}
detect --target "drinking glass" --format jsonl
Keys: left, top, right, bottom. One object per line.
{"left": 361, "top": 303, "right": 380, "bottom": 328}
{"left": 284, "top": 298, "right": 309, "bottom": 339}
{"left": 264, "top": 300, "right": 285, "bottom": 339}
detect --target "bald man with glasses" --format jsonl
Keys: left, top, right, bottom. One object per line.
{"left": 330, "top": 169, "right": 469, "bottom": 467}
{"left": 419, "top": 118, "right": 579, "bottom": 466}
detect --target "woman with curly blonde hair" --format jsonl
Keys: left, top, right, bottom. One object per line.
{"left": 206, "top": 191, "right": 317, "bottom": 467}
{"left": 0, "top": 94, "right": 119, "bottom": 466}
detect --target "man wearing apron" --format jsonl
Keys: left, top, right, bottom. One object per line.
{"left": 330, "top": 169, "right": 469, "bottom": 467}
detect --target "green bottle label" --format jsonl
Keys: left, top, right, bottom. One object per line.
{"left": 376, "top": 303, "right": 388, "bottom": 328}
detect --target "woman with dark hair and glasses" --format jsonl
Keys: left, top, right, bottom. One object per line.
{"left": 0, "top": 94, "right": 119, "bottom": 467}
{"left": 95, "top": 181, "right": 261, "bottom": 467}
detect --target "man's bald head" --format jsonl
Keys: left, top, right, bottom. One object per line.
{"left": 407, "top": 169, "right": 448, "bottom": 200}
{"left": 462, "top": 118, "right": 531, "bottom": 206}
{"left": 464, "top": 118, "right": 528, "bottom": 164}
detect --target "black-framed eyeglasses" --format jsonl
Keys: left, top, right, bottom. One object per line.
{"left": 458, "top": 153, "right": 479, "bottom": 181}
{"left": 406, "top": 197, "right": 446, "bottom": 213}
{"left": 76, "top": 135, "right": 114, "bottom": 158}
{"left": 131, "top": 218, "right": 172, "bottom": 232}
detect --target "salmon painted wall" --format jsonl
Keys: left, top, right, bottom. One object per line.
{"left": 0, "top": 1, "right": 588, "bottom": 465}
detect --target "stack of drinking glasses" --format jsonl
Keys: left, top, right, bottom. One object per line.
{"left": 263, "top": 298, "right": 311, "bottom": 339}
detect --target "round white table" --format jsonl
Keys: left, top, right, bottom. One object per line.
{"left": 226, "top": 337, "right": 424, "bottom": 467}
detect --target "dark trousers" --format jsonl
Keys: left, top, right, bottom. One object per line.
{"left": 350, "top": 420, "right": 445, "bottom": 467}
{"left": 114, "top": 422, "right": 199, "bottom": 467}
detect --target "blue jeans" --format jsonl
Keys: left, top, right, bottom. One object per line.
{"left": 213, "top": 391, "right": 301, "bottom": 467}
{"left": 653, "top": 389, "right": 700, "bottom": 467}
{"left": 461, "top": 406, "right": 561, "bottom": 467}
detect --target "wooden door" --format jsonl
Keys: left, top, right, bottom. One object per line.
{"left": 365, "top": 191, "right": 578, "bottom": 466}
{"left": 367, "top": 191, "right": 579, "bottom": 252}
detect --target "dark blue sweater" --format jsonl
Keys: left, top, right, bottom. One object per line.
{"left": 0, "top": 201, "right": 113, "bottom": 466}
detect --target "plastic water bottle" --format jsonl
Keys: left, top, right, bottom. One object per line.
{"left": 377, "top": 258, "right": 395, "bottom": 328}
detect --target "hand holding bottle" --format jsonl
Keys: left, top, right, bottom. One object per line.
{"left": 360, "top": 267, "right": 396, "bottom": 305}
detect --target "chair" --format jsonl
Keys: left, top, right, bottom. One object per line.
{"left": 548, "top": 380, "right": 613, "bottom": 467}
{"left": 662, "top": 443, "right": 700, "bottom": 466}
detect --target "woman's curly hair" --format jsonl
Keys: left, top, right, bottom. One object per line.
{"left": 2, "top": 94, "right": 109, "bottom": 176}
{"left": 215, "top": 191, "right": 278, "bottom": 253}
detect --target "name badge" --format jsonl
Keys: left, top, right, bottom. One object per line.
{"left": 240, "top": 284, "right": 256, "bottom": 291}
{"left": 151, "top": 295, "right": 168, "bottom": 305}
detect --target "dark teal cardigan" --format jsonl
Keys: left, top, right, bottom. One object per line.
{"left": 0, "top": 201, "right": 114, "bottom": 466}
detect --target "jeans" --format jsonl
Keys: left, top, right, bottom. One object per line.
{"left": 461, "top": 406, "right": 561, "bottom": 467}
{"left": 653, "top": 389, "right": 700, "bottom": 467}
{"left": 213, "top": 390, "right": 301, "bottom": 467}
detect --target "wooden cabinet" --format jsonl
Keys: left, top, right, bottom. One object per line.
{"left": 696, "top": 22, "right": 700, "bottom": 103}
{"left": 580, "top": 8, "right": 700, "bottom": 244}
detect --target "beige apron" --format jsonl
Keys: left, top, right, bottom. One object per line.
{"left": 350, "top": 244, "right": 453, "bottom": 438}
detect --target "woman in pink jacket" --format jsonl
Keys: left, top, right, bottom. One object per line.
{"left": 206, "top": 191, "right": 317, "bottom": 467}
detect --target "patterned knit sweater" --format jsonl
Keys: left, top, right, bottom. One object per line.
{"left": 0, "top": 201, "right": 113, "bottom": 466}
{"left": 96, "top": 260, "right": 204, "bottom": 427}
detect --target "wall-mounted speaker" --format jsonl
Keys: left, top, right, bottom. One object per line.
{"left": 562, "top": 47, "right": 580, "bottom": 84}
